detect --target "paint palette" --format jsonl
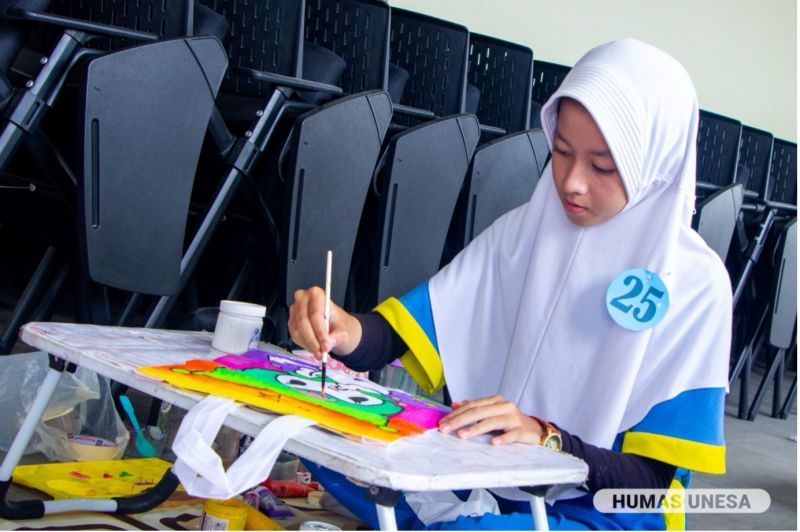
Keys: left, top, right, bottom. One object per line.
{"left": 12, "top": 458, "right": 173, "bottom": 499}
{"left": 138, "top": 349, "right": 450, "bottom": 443}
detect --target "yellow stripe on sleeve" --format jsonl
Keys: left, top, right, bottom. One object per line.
{"left": 622, "top": 431, "right": 726, "bottom": 474}
{"left": 375, "top": 297, "right": 445, "bottom": 394}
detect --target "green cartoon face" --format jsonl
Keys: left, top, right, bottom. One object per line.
{"left": 175, "top": 363, "right": 402, "bottom": 424}
{"left": 272, "top": 367, "right": 402, "bottom": 416}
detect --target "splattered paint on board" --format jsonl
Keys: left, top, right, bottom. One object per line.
{"left": 138, "top": 350, "right": 449, "bottom": 443}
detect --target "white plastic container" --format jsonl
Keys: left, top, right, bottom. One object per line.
{"left": 211, "top": 300, "right": 267, "bottom": 354}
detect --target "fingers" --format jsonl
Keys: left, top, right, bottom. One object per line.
{"left": 439, "top": 396, "right": 542, "bottom": 445}
{"left": 288, "top": 287, "right": 360, "bottom": 357}
{"left": 439, "top": 395, "right": 511, "bottom": 434}
{"left": 288, "top": 287, "right": 329, "bottom": 358}
{"left": 439, "top": 395, "right": 505, "bottom": 428}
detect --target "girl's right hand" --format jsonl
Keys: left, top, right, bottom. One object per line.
{"left": 288, "top": 286, "right": 362, "bottom": 359}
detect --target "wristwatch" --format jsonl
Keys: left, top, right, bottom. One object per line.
{"left": 531, "top": 415, "right": 562, "bottom": 451}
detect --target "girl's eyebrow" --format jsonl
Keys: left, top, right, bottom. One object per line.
{"left": 555, "top": 131, "right": 613, "bottom": 158}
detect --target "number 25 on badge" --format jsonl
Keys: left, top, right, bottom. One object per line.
{"left": 606, "top": 268, "right": 669, "bottom": 331}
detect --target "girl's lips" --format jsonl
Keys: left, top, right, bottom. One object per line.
{"left": 564, "top": 200, "right": 587, "bottom": 213}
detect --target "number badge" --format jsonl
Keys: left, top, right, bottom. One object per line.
{"left": 606, "top": 268, "right": 669, "bottom": 331}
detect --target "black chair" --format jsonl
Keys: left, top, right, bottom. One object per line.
{"left": 386, "top": 7, "right": 469, "bottom": 126}
{"left": 724, "top": 127, "right": 778, "bottom": 400}
{"left": 745, "top": 218, "right": 796, "bottom": 420}
{"left": 138, "top": 0, "right": 348, "bottom": 330}
{"left": 0, "top": 0, "right": 214, "bottom": 352}
{"left": 267, "top": 90, "right": 393, "bottom": 344}
{"left": 79, "top": 37, "right": 227, "bottom": 299}
{"left": 365, "top": 114, "right": 481, "bottom": 307}
{"left": 195, "top": 0, "right": 394, "bottom": 344}
{"left": 466, "top": 32, "right": 533, "bottom": 141}
{"left": 0, "top": 34, "right": 227, "bottom": 520}
{"left": 529, "top": 59, "right": 570, "bottom": 128}
{"left": 450, "top": 128, "right": 546, "bottom": 255}
{"left": 693, "top": 183, "right": 744, "bottom": 261}
{"left": 696, "top": 110, "right": 742, "bottom": 196}
{"left": 348, "top": 8, "right": 477, "bottom": 312}
{"left": 304, "top": 0, "right": 390, "bottom": 98}
{"left": 439, "top": 33, "right": 534, "bottom": 264}
{"left": 764, "top": 138, "right": 796, "bottom": 214}
{"left": 736, "top": 125, "right": 774, "bottom": 203}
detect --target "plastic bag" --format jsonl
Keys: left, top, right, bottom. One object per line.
{"left": 0, "top": 351, "right": 129, "bottom": 461}
{"left": 405, "top": 489, "right": 501, "bottom": 526}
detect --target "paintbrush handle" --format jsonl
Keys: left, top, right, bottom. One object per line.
{"left": 321, "top": 250, "right": 332, "bottom": 392}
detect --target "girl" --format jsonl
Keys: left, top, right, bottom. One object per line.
{"left": 289, "top": 38, "right": 731, "bottom": 530}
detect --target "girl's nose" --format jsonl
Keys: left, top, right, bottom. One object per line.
{"left": 563, "top": 164, "right": 589, "bottom": 195}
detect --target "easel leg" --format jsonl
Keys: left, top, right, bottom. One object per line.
{"left": 521, "top": 485, "right": 551, "bottom": 531}
{"left": 0, "top": 360, "right": 67, "bottom": 480}
{"left": 1, "top": 355, "right": 74, "bottom": 519}
{"left": 529, "top": 494, "right": 549, "bottom": 531}
{"left": 365, "top": 485, "right": 401, "bottom": 531}
{"left": 375, "top": 502, "right": 398, "bottom": 531}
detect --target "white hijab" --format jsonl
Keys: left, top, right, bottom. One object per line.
{"left": 428, "top": 39, "right": 731, "bottom": 450}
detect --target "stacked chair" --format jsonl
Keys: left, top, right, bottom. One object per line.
{"left": 346, "top": 8, "right": 480, "bottom": 314}
{"left": 136, "top": 0, "right": 352, "bottom": 332}
{"left": 0, "top": 0, "right": 227, "bottom": 520}
{"left": 728, "top": 131, "right": 797, "bottom": 419}
{"left": 444, "top": 33, "right": 540, "bottom": 261}
{"left": 0, "top": 0, "right": 228, "bottom": 352}
{"left": 692, "top": 110, "right": 745, "bottom": 261}
{"left": 261, "top": 0, "right": 394, "bottom": 344}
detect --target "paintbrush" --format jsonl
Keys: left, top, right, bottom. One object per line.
{"left": 321, "top": 250, "right": 332, "bottom": 397}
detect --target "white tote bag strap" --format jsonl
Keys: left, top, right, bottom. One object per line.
{"left": 172, "top": 395, "right": 315, "bottom": 499}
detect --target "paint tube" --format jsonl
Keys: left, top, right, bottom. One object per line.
{"left": 263, "top": 479, "right": 320, "bottom": 497}
{"left": 243, "top": 486, "right": 293, "bottom": 518}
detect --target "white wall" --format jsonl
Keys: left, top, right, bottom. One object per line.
{"left": 391, "top": 0, "right": 797, "bottom": 142}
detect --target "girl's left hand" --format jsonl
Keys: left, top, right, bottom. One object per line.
{"left": 438, "top": 395, "right": 543, "bottom": 445}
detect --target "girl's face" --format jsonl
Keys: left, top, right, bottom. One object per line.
{"left": 551, "top": 98, "right": 628, "bottom": 227}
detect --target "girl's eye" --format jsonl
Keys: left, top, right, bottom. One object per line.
{"left": 593, "top": 164, "right": 616, "bottom": 174}
{"left": 554, "top": 145, "right": 570, "bottom": 156}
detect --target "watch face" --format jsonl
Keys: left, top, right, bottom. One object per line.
{"left": 543, "top": 434, "right": 562, "bottom": 451}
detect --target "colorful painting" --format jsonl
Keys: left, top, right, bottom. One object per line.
{"left": 138, "top": 350, "right": 449, "bottom": 443}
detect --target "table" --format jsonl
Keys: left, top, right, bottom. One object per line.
{"left": 1, "top": 322, "right": 588, "bottom": 530}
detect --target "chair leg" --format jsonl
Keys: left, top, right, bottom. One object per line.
{"left": 772, "top": 353, "right": 786, "bottom": 417}
{"left": 748, "top": 347, "right": 785, "bottom": 421}
{"left": 779, "top": 377, "right": 797, "bottom": 419}
{"left": 738, "top": 347, "right": 753, "bottom": 420}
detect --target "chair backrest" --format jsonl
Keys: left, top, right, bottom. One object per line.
{"left": 304, "top": 0, "right": 390, "bottom": 95}
{"left": 529, "top": 60, "right": 570, "bottom": 129}
{"left": 769, "top": 218, "right": 796, "bottom": 349}
{"left": 467, "top": 32, "right": 533, "bottom": 137}
{"left": 458, "top": 129, "right": 544, "bottom": 250}
{"left": 389, "top": 8, "right": 469, "bottom": 117}
{"left": 373, "top": 114, "right": 480, "bottom": 303}
{"left": 281, "top": 90, "right": 392, "bottom": 307}
{"left": 736, "top": 125, "right": 774, "bottom": 201}
{"left": 694, "top": 183, "right": 744, "bottom": 261}
{"left": 696, "top": 110, "right": 742, "bottom": 192}
{"left": 80, "top": 37, "right": 227, "bottom": 296}
{"left": 766, "top": 139, "right": 797, "bottom": 211}
{"left": 41, "top": 0, "right": 193, "bottom": 49}
{"left": 199, "top": 0, "right": 305, "bottom": 98}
